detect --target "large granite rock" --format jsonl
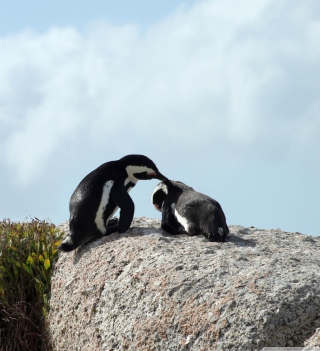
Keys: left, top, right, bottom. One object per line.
{"left": 49, "top": 218, "right": 320, "bottom": 350}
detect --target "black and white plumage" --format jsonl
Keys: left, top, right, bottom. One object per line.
{"left": 59, "top": 154, "right": 168, "bottom": 252}
{"left": 152, "top": 180, "right": 229, "bottom": 242}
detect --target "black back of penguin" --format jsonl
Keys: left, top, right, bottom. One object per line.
{"left": 59, "top": 154, "right": 168, "bottom": 252}
{"left": 152, "top": 180, "right": 229, "bottom": 242}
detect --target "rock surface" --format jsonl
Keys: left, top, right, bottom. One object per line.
{"left": 305, "top": 327, "right": 320, "bottom": 347}
{"left": 49, "top": 218, "right": 320, "bottom": 351}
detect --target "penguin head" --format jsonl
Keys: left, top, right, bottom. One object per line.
{"left": 151, "top": 181, "right": 169, "bottom": 212}
{"left": 120, "top": 154, "right": 168, "bottom": 182}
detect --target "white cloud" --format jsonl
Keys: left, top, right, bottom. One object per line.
{"left": 0, "top": 0, "right": 319, "bottom": 186}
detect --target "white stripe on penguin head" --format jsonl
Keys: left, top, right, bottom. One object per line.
{"left": 151, "top": 182, "right": 168, "bottom": 211}
{"left": 126, "top": 165, "right": 157, "bottom": 181}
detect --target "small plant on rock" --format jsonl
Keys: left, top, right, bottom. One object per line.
{"left": 0, "top": 218, "right": 63, "bottom": 351}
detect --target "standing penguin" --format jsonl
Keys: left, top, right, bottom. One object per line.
{"left": 152, "top": 180, "right": 229, "bottom": 242}
{"left": 59, "top": 155, "right": 168, "bottom": 252}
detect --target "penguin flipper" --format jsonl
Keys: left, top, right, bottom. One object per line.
{"left": 110, "top": 184, "right": 134, "bottom": 233}
{"left": 161, "top": 207, "right": 186, "bottom": 235}
{"left": 161, "top": 207, "right": 177, "bottom": 234}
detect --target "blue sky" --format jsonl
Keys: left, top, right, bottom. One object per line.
{"left": 0, "top": 0, "right": 196, "bottom": 34}
{"left": 1, "top": 0, "right": 319, "bottom": 236}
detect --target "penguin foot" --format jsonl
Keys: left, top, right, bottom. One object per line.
{"left": 105, "top": 223, "right": 119, "bottom": 235}
{"left": 107, "top": 217, "right": 119, "bottom": 227}
{"left": 59, "top": 237, "right": 80, "bottom": 252}
{"left": 206, "top": 233, "right": 226, "bottom": 242}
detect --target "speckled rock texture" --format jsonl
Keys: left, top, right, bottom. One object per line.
{"left": 49, "top": 218, "right": 320, "bottom": 351}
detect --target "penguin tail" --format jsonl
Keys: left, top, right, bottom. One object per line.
{"left": 58, "top": 236, "right": 79, "bottom": 252}
{"left": 205, "top": 222, "right": 229, "bottom": 243}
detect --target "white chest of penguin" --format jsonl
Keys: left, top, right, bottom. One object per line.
{"left": 94, "top": 177, "right": 137, "bottom": 234}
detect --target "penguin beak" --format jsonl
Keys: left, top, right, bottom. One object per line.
{"left": 155, "top": 172, "right": 168, "bottom": 182}
{"left": 147, "top": 171, "right": 168, "bottom": 181}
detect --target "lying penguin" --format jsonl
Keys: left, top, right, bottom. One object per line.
{"left": 152, "top": 180, "right": 229, "bottom": 242}
{"left": 59, "top": 154, "right": 168, "bottom": 251}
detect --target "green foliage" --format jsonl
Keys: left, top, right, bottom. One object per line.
{"left": 0, "top": 218, "right": 63, "bottom": 351}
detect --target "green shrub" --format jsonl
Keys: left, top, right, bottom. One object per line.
{"left": 0, "top": 218, "right": 63, "bottom": 351}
